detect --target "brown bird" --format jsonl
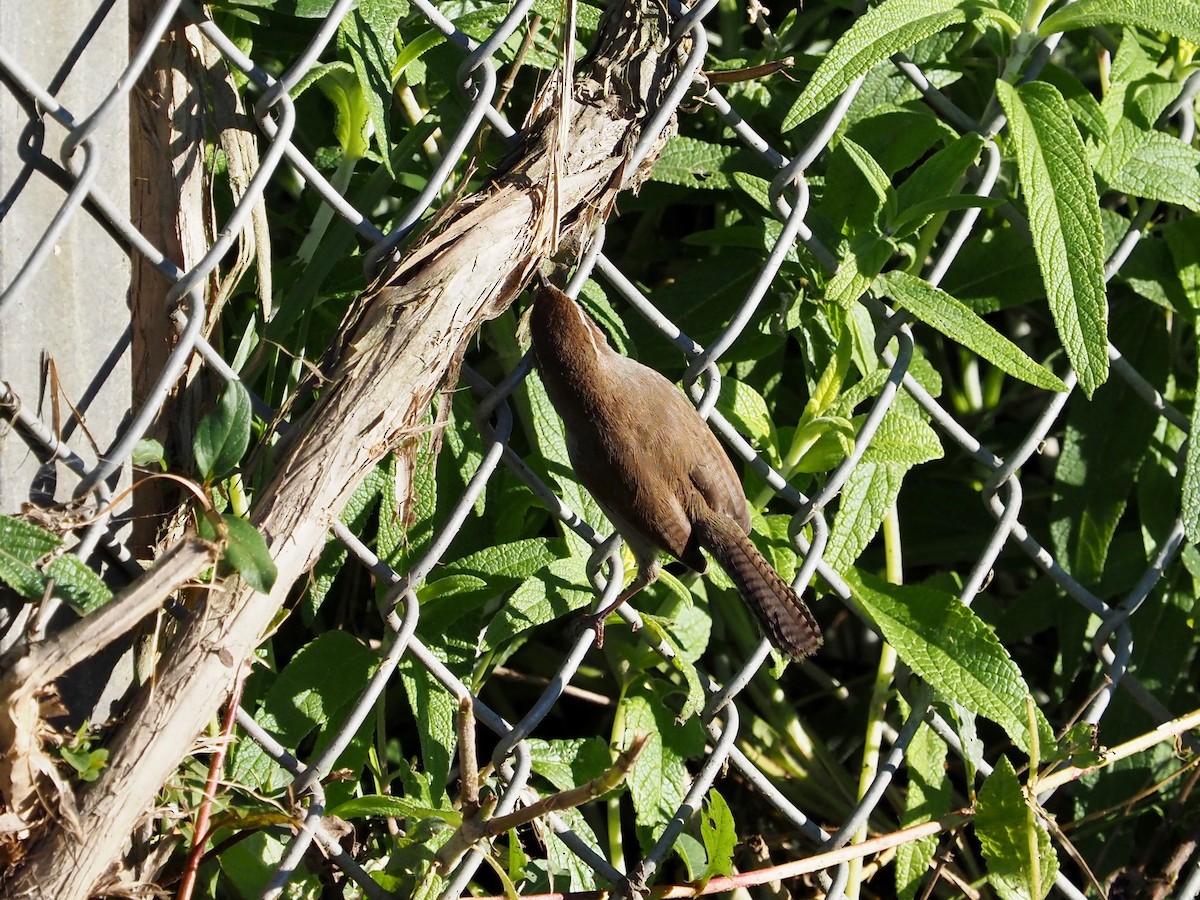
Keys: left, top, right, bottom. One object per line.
{"left": 529, "top": 279, "right": 822, "bottom": 662}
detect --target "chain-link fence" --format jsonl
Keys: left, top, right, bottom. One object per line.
{"left": 2, "top": 0, "right": 1199, "bottom": 898}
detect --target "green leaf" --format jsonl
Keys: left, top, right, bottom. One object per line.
{"left": 825, "top": 460, "right": 906, "bottom": 572}
{"left": 860, "top": 395, "right": 944, "bottom": 467}
{"left": 193, "top": 380, "right": 253, "bottom": 482}
{"left": 219, "top": 514, "right": 277, "bottom": 594}
{"left": 132, "top": 438, "right": 166, "bottom": 471}
{"left": 231, "top": 632, "right": 379, "bottom": 792}
{"left": 650, "top": 136, "right": 736, "bottom": 190}
{"left": 827, "top": 233, "right": 895, "bottom": 308}
{"left": 995, "top": 79, "right": 1108, "bottom": 396}
{"left": 844, "top": 568, "right": 1051, "bottom": 756}
{"left": 339, "top": 0, "right": 405, "bottom": 174}
{"left": 783, "top": 0, "right": 1018, "bottom": 130}
{"left": 976, "top": 757, "right": 1058, "bottom": 900}
{"left": 527, "top": 737, "right": 613, "bottom": 793}
{"left": 716, "top": 378, "right": 776, "bottom": 459}
{"left": 399, "top": 660, "right": 458, "bottom": 804}
{"left": 1039, "top": 0, "right": 1200, "bottom": 44}
{"left": 45, "top": 555, "right": 113, "bottom": 614}
{"left": 0, "top": 514, "right": 60, "bottom": 598}
{"left": 840, "top": 137, "right": 894, "bottom": 216}
{"left": 639, "top": 615, "right": 706, "bottom": 721}
{"left": 698, "top": 789, "right": 737, "bottom": 882}
{"left": 1096, "top": 124, "right": 1200, "bottom": 212}
{"left": 1052, "top": 303, "right": 1165, "bottom": 580}
{"left": 482, "top": 555, "right": 594, "bottom": 650}
{"left": 896, "top": 721, "right": 951, "bottom": 900}
{"left": 58, "top": 743, "right": 108, "bottom": 782}
{"left": 880, "top": 271, "right": 1067, "bottom": 391}
{"left": 622, "top": 680, "right": 706, "bottom": 835}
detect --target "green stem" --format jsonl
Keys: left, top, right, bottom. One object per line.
{"left": 845, "top": 505, "right": 902, "bottom": 899}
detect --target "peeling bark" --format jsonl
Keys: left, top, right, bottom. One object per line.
{"left": 5, "top": 1, "right": 682, "bottom": 895}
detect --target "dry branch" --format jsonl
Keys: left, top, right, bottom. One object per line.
{"left": 5, "top": 1, "right": 684, "bottom": 895}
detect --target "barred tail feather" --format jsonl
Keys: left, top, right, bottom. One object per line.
{"left": 694, "top": 508, "right": 822, "bottom": 661}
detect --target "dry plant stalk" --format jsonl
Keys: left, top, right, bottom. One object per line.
{"left": 4, "top": 1, "right": 684, "bottom": 896}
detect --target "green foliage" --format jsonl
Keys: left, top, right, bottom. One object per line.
{"left": 976, "top": 757, "right": 1058, "bottom": 900}
{"left": 119, "top": 0, "right": 1200, "bottom": 895}
{"left": 193, "top": 380, "right": 253, "bottom": 483}
{"left": 0, "top": 514, "right": 113, "bottom": 613}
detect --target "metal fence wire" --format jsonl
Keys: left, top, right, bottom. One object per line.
{"left": 1, "top": 0, "right": 1199, "bottom": 898}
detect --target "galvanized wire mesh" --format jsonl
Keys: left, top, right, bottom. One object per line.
{"left": 1, "top": 1, "right": 1198, "bottom": 898}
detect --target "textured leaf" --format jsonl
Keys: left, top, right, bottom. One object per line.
{"left": 0, "top": 514, "right": 60, "bottom": 598}
{"left": 881, "top": 271, "right": 1067, "bottom": 391}
{"left": 1040, "top": 0, "right": 1200, "bottom": 44}
{"left": 996, "top": 79, "right": 1108, "bottom": 396}
{"left": 45, "top": 555, "right": 112, "bottom": 615}
{"left": 651, "top": 136, "right": 736, "bottom": 190}
{"left": 896, "top": 721, "right": 951, "bottom": 899}
{"left": 844, "top": 569, "right": 1052, "bottom": 756}
{"left": 716, "top": 378, "right": 776, "bottom": 458}
{"left": 699, "top": 789, "right": 737, "bottom": 881}
{"left": 1097, "top": 124, "right": 1200, "bottom": 212}
{"left": 827, "top": 233, "right": 895, "bottom": 308}
{"left": 976, "top": 757, "right": 1058, "bottom": 900}
{"left": 825, "top": 460, "right": 906, "bottom": 572}
{"left": 622, "top": 681, "right": 706, "bottom": 839}
{"left": 482, "top": 555, "right": 593, "bottom": 649}
{"left": 784, "top": 0, "right": 1018, "bottom": 130}
{"left": 231, "top": 632, "right": 379, "bottom": 792}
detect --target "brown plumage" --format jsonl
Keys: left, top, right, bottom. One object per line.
{"left": 529, "top": 279, "right": 822, "bottom": 662}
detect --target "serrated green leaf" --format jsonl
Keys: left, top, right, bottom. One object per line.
{"left": 827, "top": 233, "right": 895, "bottom": 308}
{"left": 0, "top": 514, "right": 60, "bottom": 598}
{"left": 730, "top": 171, "right": 773, "bottom": 213}
{"left": 880, "top": 271, "right": 1067, "bottom": 391}
{"left": 651, "top": 136, "right": 736, "bottom": 190}
{"left": 976, "top": 757, "right": 1058, "bottom": 900}
{"left": 527, "top": 737, "right": 613, "bottom": 793}
{"left": 861, "top": 397, "right": 944, "bottom": 467}
{"left": 995, "top": 79, "right": 1108, "bottom": 396}
{"left": 840, "top": 137, "right": 893, "bottom": 214}
{"left": 231, "top": 632, "right": 379, "bottom": 792}
{"left": 1097, "top": 125, "right": 1200, "bottom": 212}
{"left": 45, "top": 555, "right": 113, "bottom": 615}
{"left": 783, "top": 0, "right": 1018, "bottom": 130}
{"left": 844, "top": 568, "right": 1051, "bottom": 756}
{"left": 896, "top": 721, "right": 951, "bottom": 900}
{"left": 716, "top": 378, "right": 776, "bottom": 458}
{"left": 825, "top": 460, "right": 905, "bottom": 572}
{"left": 340, "top": 0, "right": 405, "bottom": 175}
{"left": 639, "top": 615, "right": 706, "bottom": 721}
{"left": 1039, "top": 0, "right": 1200, "bottom": 44}
{"left": 482, "top": 555, "right": 593, "bottom": 650}
{"left": 219, "top": 514, "right": 277, "bottom": 594}
{"left": 699, "top": 789, "right": 737, "bottom": 882}
{"left": 400, "top": 659, "right": 457, "bottom": 802}
{"left": 622, "top": 681, "right": 706, "bottom": 836}
{"left": 193, "top": 380, "right": 253, "bottom": 483}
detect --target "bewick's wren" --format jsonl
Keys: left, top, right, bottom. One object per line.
{"left": 529, "top": 280, "right": 822, "bottom": 662}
